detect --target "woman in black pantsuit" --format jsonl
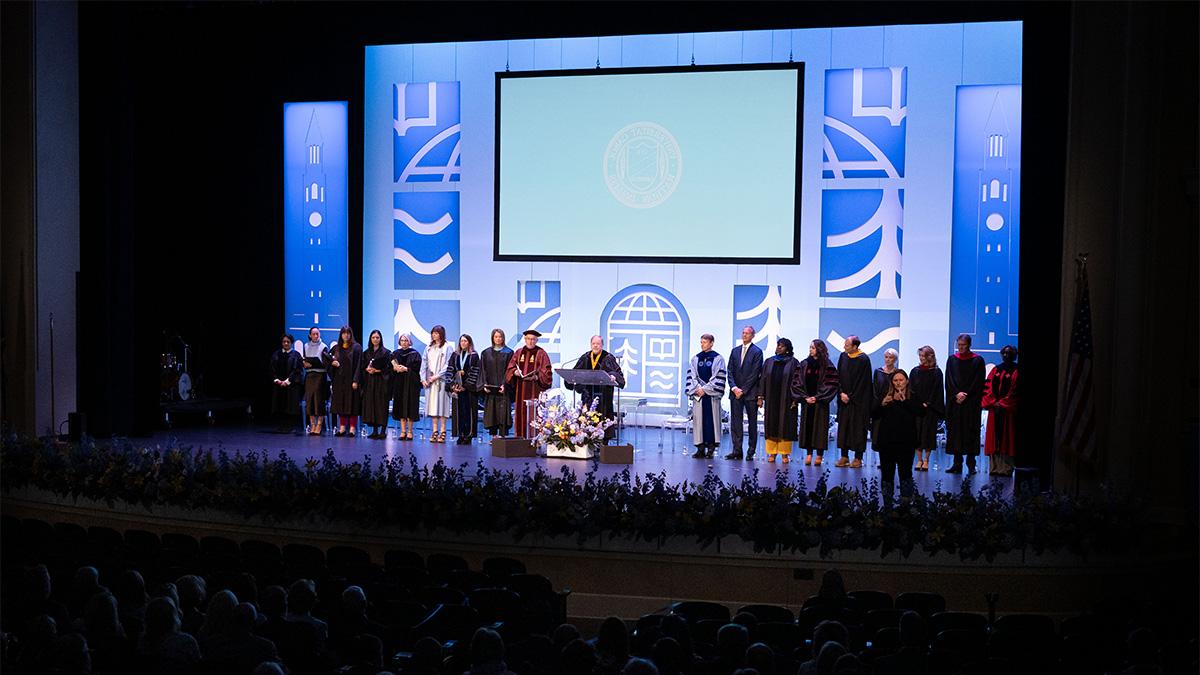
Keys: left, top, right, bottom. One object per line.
{"left": 872, "top": 369, "right": 928, "bottom": 505}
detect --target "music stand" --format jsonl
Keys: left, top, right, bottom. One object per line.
{"left": 556, "top": 367, "right": 625, "bottom": 446}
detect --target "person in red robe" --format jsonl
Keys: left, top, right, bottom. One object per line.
{"left": 982, "top": 345, "right": 1020, "bottom": 477}
{"left": 506, "top": 329, "right": 553, "bottom": 438}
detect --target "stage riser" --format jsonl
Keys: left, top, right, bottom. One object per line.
{"left": 3, "top": 491, "right": 1171, "bottom": 622}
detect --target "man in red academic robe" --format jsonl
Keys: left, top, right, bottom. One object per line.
{"left": 506, "top": 329, "right": 553, "bottom": 438}
{"left": 982, "top": 345, "right": 1020, "bottom": 477}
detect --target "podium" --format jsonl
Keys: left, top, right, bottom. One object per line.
{"left": 555, "top": 368, "right": 633, "bottom": 464}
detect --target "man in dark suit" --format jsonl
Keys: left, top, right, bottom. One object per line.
{"left": 726, "top": 326, "right": 764, "bottom": 460}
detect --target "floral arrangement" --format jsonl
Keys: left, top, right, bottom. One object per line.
{"left": 530, "top": 398, "right": 616, "bottom": 452}
{"left": 0, "top": 433, "right": 1143, "bottom": 561}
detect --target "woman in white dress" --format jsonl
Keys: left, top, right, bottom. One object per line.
{"left": 422, "top": 325, "right": 452, "bottom": 443}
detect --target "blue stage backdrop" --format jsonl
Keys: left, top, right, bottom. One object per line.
{"left": 364, "top": 23, "right": 1023, "bottom": 413}
{"left": 284, "top": 101, "right": 349, "bottom": 345}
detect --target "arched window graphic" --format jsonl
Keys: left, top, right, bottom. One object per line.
{"left": 600, "top": 284, "right": 690, "bottom": 411}
{"left": 990, "top": 179, "right": 1001, "bottom": 199}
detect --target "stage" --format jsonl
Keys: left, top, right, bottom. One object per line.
{"left": 140, "top": 421, "right": 1011, "bottom": 499}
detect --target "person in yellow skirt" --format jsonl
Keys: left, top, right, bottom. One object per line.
{"left": 757, "top": 338, "right": 800, "bottom": 463}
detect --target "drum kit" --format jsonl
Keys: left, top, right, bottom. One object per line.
{"left": 160, "top": 336, "right": 194, "bottom": 401}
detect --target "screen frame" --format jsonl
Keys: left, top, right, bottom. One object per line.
{"left": 493, "top": 61, "right": 805, "bottom": 265}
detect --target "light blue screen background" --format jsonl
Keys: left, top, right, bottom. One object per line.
{"left": 498, "top": 69, "right": 799, "bottom": 259}
{"left": 364, "top": 22, "right": 1022, "bottom": 412}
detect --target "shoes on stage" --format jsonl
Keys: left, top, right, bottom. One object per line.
{"left": 850, "top": 458, "right": 863, "bottom": 469}
{"left": 804, "top": 454, "right": 813, "bottom": 466}
{"left": 724, "top": 451, "right": 743, "bottom": 460}
{"left": 967, "top": 464, "right": 978, "bottom": 475}
{"left": 348, "top": 427, "right": 357, "bottom": 437}
{"left": 767, "top": 454, "right": 776, "bottom": 463}
{"left": 834, "top": 457, "right": 849, "bottom": 468}
{"left": 456, "top": 437, "right": 470, "bottom": 445}
{"left": 334, "top": 429, "right": 346, "bottom": 437}
{"left": 782, "top": 455, "right": 790, "bottom": 464}
{"left": 945, "top": 463, "right": 963, "bottom": 474}
{"left": 814, "top": 455, "right": 823, "bottom": 466}
{"left": 692, "top": 448, "right": 706, "bottom": 459}
{"left": 746, "top": 451, "right": 755, "bottom": 461}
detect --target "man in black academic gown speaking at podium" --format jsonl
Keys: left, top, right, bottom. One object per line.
{"left": 564, "top": 335, "right": 626, "bottom": 440}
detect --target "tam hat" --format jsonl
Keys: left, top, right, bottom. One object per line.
{"left": 522, "top": 329, "right": 542, "bottom": 337}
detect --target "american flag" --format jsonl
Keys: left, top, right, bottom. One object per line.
{"left": 1058, "top": 257, "right": 1096, "bottom": 460}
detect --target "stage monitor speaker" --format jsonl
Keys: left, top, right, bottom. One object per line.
{"left": 68, "top": 412, "right": 86, "bottom": 441}
{"left": 491, "top": 437, "right": 536, "bottom": 458}
{"left": 599, "top": 444, "right": 634, "bottom": 464}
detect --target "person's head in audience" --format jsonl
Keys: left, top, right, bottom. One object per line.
{"left": 730, "top": 669, "right": 761, "bottom": 675}
{"left": 287, "top": 579, "right": 318, "bottom": 617}
{"left": 230, "top": 602, "right": 258, "bottom": 636}
{"left": 817, "top": 569, "right": 846, "bottom": 602}
{"left": 114, "top": 570, "right": 148, "bottom": 611}
{"left": 597, "top": 616, "right": 630, "bottom": 661}
{"left": 552, "top": 623, "right": 580, "bottom": 651}
{"left": 560, "top": 637, "right": 597, "bottom": 672}
{"left": 898, "top": 610, "right": 926, "bottom": 649}
{"left": 731, "top": 612, "right": 759, "bottom": 631}
{"left": 144, "top": 596, "right": 182, "bottom": 642}
{"left": 469, "top": 627, "right": 506, "bottom": 668}
{"left": 26, "top": 564, "right": 53, "bottom": 603}
{"left": 51, "top": 633, "right": 91, "bottom": 674}
{"left": 259, "top": 585, "right": 287, "bottom": 619}
{"left": 201, "top": 589, "right": 238, "bottom": 637}
{"left": 73, "top": 566, "right": 104, "bottom": 601}
{"left": 651, "top": 637, "right": 684, "bottom": 675}
{"left": 175, "top": 575, "right": 207, "bottom": 613}
{"left": 832, "top": 652, "right": 863, "bottom": 674}
{"left": 412, "top": 636, "right": 442, "bottom": 670}
{"left": 816, "top": 641, "right": 846, "bottom": 675}
{"left": 812, "top": 620, "right": 849, "bottom": 658}
{"left": 151, "top": 582, "right": 179, "bottom": 607}
{"left": 350, "top": 633, "right": 384, "bottom": 668}
{"left": 659, "top": 615, "right": 692, "bottom": 656}
{"left": 251, "top": 662, "right": 286, "bottom": 675}
{"left": 84, "top": 592, "right": 125, "bottom": 638}
{"left": 341, "top": 585, "right": 368, "bottom": 618}
{"left": 622, "top": 657, "right": 659, "bottom": 675}
{"left": 745, "top": 642, "right": 774, "bottom": 675}
{"left": 717, "top": 623, "right": 750, "bottom": 664}
{"left": 231, "top": 572, "right": 259, "bottom": 606}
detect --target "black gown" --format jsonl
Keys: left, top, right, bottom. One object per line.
{"left": 299, "top": 341, "right": 330, "bottom": 419}
{"left": 871, "top": 368, "right": 899, "bottom": 445}
{"left": 793, "top": 357, "right": 839, "bottom": 451}
{"left": 390, "top": 348, "right": 422, "bottom": 421}
{"left": 329, "top": 342, "right": 363, "bottom": 417}
{"left": 479, "top": 346, "right": 513, "bottom": 433}
{"left": 908, "top": 366, "right": 945, "bottom": 450}
{"left": 269, "top": 348, "right": 302, "bottom": 420}
{"left": 359, "top": 346, "right": 392, "bottom": 427}
{"left": 564, "top": 350, "right": 626, "bottom": 440}
{"left": 761, "top": 356, "right": 799, "bottom": 441}
{"left": 445, "top": 350, "right": 481, "bottom": 439}
{"left": 945, "top": 353, "right": 986, "bottom": 456}
{"left": 836, "top": 352, "right": 873, "bottom": 453}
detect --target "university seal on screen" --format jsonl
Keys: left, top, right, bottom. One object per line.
{"left": 603, "top": 122, "right": 682, "bottom": 209}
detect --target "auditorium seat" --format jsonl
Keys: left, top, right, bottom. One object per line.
{"left": 383, "top": 548, "right": 423, "bottom": 571}
{"left": 865, "top": 608, "right": 904, "bottom": 634}
{"left": 738, "top": 603, "right": 795, "bottom": 624}
{"left": 468, "top": 587, "right": 524, "bottom": 624}
{"left": 689, "top": 618, "right": 725, "bottom": 646}
{"left": 447, "top": 568, "right": 493, "bottom": 593}
{"left": 124, "top": 528, "right": 161, "bottom": 556}
{"left": 847, "top": 589, "right": 893, "bottom": 612}
{"left": 200, "top": 534, "right": 240, "bottom": 557}
{"left": 482, "top": 556, "right": 527, "bottom": 579}
{"left": 410, "top": 602, "right": 481, "bottom": 643}
{"left": 895, "top": 591, "right": 946, "bottom": 618}
{"left": 755, "top": 621, "right": 802, "bottom": 653}
{"left": 426, "top": 552, "right": 469, "bottom": 574}
{"left": 413, "top": 585, "right": 467, "bottom": 607}
{"left": 161, "top": 531, "right": 200, "bottom": 557}
{"left": 670, "top": 600, "right": 731, "bottom": 625}
{"left": 929, "top": 610, "right": 988, "bottom": 635}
